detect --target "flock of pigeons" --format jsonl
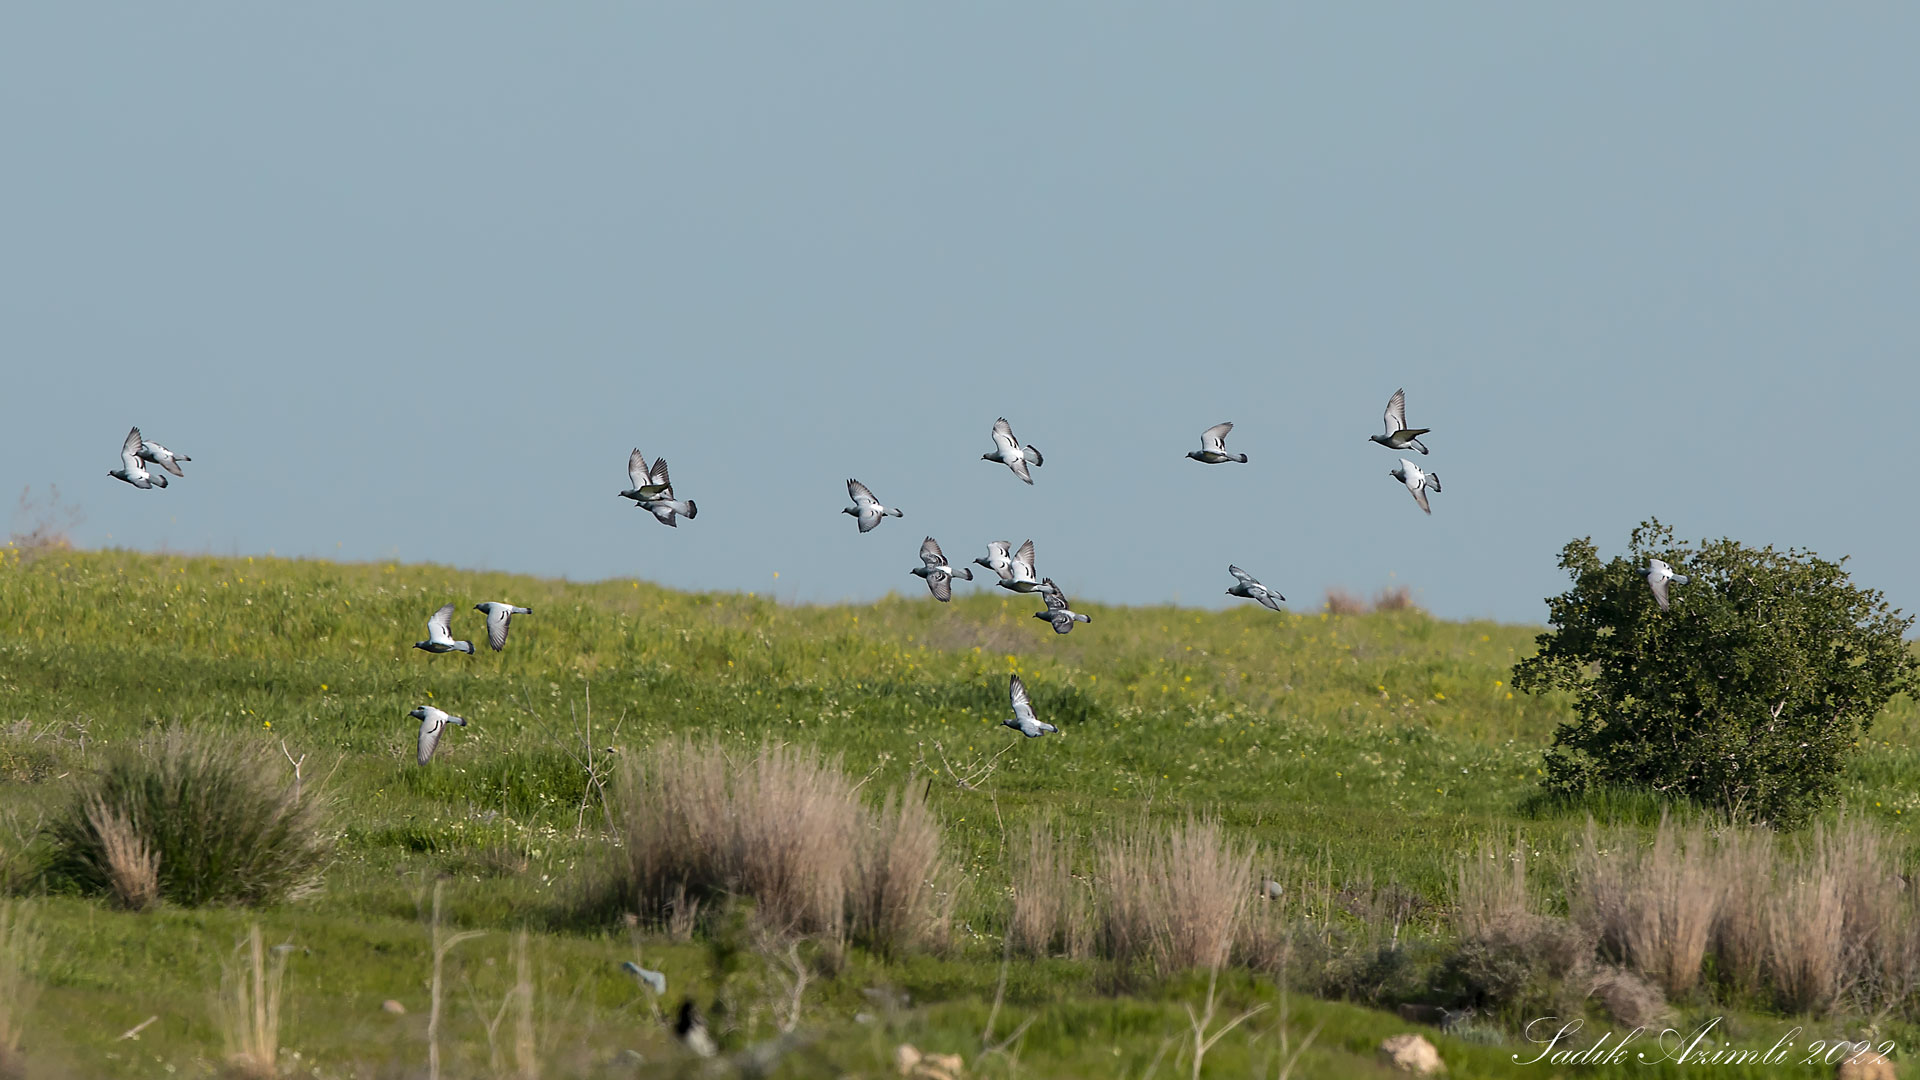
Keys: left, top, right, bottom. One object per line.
{"left": 104, "top": 388, "right": 1688, "bottom": 759}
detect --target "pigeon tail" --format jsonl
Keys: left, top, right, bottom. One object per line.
{"left": 957, "top": 566, "right": 974, "bottom": 581}
{"left": 684, "top": 500, "right": 697, "bottom": 520}
{"left": 1671, "top": 573, "right": 1690, "bottom": 585}
{"left": 1232, "top": 453, "right": 1249, "bottom": 463}
{"left": 1023, "top": 445, "right": 1043, "bottom": 466}
{"left": 1409, "top": 436, "right": 1429, "bottom": 455}
{"left": 887, "top": 507, "right": 903, "bottom": 518}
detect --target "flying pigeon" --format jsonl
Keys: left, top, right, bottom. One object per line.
{"left": 1369, "top": 388, "right": 1431, "bottom": 455}
{"left": 108, "top": 427, "right": 167, "bottom": 489}
{"left": 995, "top": 539, "right": 1056, "bottom": 595}
{"left": 136, "top": 434, "right": 191, "bottom": 477}
{"left": 621, "top": 961, "right": 666, "bottom": 996}
{"left": 473, "top": 602, "right": 531, "bottom": 651}
{"left": 618, "top": 448, "right": 670, "bottom": 503}
{"left": 982, "top": 417, "right": 1044, "bottom": 484}
{"left": 413, "top": 603, "right": 475, "bottom": 654}
{"left": 1002, "top": 674, "right": 1057, "bottom": 738}
{"left": 1033, "top": 579, "right": 1090, "bottom": 634}
{"left": 1186, "top": 422, "right": 1248, "bottom": 464}
{"left": 1389, "top": 458, "right": 1442, "bottom": 514}
{"left": 911, "top": 536, "right": 973, "bottom": 602}
{"left": 1645, "top": 558, "right": 1690, "bottom": 612}
{"left": 842, "top": 479, "right": 902, "bottom": 533}
{"left": 408, "top": 705, "right": 468, "bottom": 764}
{"left": 1226, "top": 565, "right": 1285, "bottom": 611}
{"left": 974, "top": 540, "right": 1014, "bottom": 582}
{"left": 633, "top": 459, "right": 698, "bottom": 527}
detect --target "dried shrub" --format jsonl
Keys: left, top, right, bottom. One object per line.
{"left": 214, "top": 924, "right": 287, "bottom": 1079}
{"left": 850, "top": 783, "right": 954, "bottom": 955}
{"left": 611, "top": 740, "right": 950, "bottom": 950}
{"left": 1096, "top": 816, "right": 1251, "bottom": 976}
{"left": 1009, "top": 819, "right": 1091, "bottom": 959}
{"left": 1447, "top": 834, "right": 1591, "bottom": 1017}
{"left": 1767, "top": 869, "right": 1845, "bottom": 1015}
{"left": 46, "top": 730, "right": 330, "bottom": 907}
{"left": 1708, "top": 827, "right": 1775, "bottom": 998}
{"left": 1372, "top": 586, "right": 1417, "bottom": 612}
{"left": 1573, "top": 814, "right": 1718, "bottom": 998}
{"left": 1323, "top": 589, "right": 1369, "bottom": 616}
{"left": 1589, "top": 966, "right": 1668, "bottom": 1030}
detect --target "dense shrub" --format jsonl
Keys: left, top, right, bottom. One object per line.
{"left": 44, "top": 730, "right": 330, "bottom": 907}
{"left": 1514, "top": 519, "right": 1919, "bottom": 827}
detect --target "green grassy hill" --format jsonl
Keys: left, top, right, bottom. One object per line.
{"left": 1, "top": 549, "right": 1915, "bottom": 1078}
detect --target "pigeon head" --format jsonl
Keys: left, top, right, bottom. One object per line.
{"left": 407, "top": 706, "right": 426, "bottom": 721}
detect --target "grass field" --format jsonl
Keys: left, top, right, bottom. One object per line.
{"left": 1, "top": 548, "right": 1916, "bottom": 1078}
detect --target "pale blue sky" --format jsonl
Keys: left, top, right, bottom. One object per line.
{"left": 4, "top": 7, "right": 1915, "bottom": 623}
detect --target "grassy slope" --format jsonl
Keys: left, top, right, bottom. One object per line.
{"left": 1, "top": 549, "right": 1915, "bottom": 1078}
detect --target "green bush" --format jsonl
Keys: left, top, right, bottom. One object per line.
{"left": 1514, "top": 520, "right": 1919, "bottom": 827}
{"left": 45, "top": 729, "right": 331, "bottom": 906}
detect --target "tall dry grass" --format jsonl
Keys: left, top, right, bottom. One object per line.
{"left": 85, "top": 799, "right": 159, "bottom": 911}
{"left": 1096, "top": 816, "right": 1251, "bottom": 976}
{"left": 850, "top": 784, "right": 954, "bottom": 954}
{"left": 1009, "top": 819, "right": 1091, "bottom": 959}
{"left": 0, "top": 901, "right": 42, "bottom": 1078}
{"left": 612, "top": 739, "right": 951, "bottom": 952}
{"left": 1448, "top": 834, "right": 1591, "bottom": 1017}
{"left": 1574, "top": 814, "right": 1719, "bottom": 997}
{"left": 214, "top": 924, "right": 287, "bottom": 1079}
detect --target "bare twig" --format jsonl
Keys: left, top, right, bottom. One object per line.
{"left": 1184, "top": 960, "right": 1269, "bottom": 1080}
{"left": 428, "top": 882, "right": 486, "bottom": 1080}
{"left": 116, "top": 1015, "right": 159, "bottom": 1041}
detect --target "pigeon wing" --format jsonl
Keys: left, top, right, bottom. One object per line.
{"left": 1228, "top": 565, "right": 1258, "bottom": 588}
{"left": 1041, "top": 581, "right": 1067, "bottom": 612}
{"left": 418, "top": 715, "right": 442, "bottom": 764}
{"left": 1383, "top": 389, "right": 1407, "bottom": 435}
{"left": 1411, "top": 485, "right": 1431, "bottom": 514}
{"left": 1013, "top": 539, "right": 1037, "bottom": 581}
{"left": 1007, "top": 453, "right": 1032, "bottom": 483}
{"left": 847, "top": 479, "right": 878, "bottom": 509}
{"left": 486, "top": 606, "right": 512, "bottom": 651}
{"left": 153, "top": 446, "right": 185, "bottom": 477}
{"left": 1649, "top": 574, "right": 1671, "bottom": 611}
{"left": 991, "top": 418, "right": 1019, "bottom": 457}
{"left": 927, "top": 569, "right": 952, "bottom": 602}
{"left": 1201, "top": 422, "right": 1233, "bottom": 452}
{"left": 650, "top": 458, "right": 674, "bottom": 498}
{"left": 427, "top": 603, "right": 456, "bottom": 644}
{"left": 857, "top": 506, "right": 882, "bottom": 532}
{"left": 121, "top": 428, "right": 145, "bottom": 473}
{"left": 628, "top": 449, "right": 651, "bottom": 489}
{"left": 920, "top": 536, "right": 945, "bottom": 568}
{"left": 1009, "top": 674, "right": 1038, "bottom": 725}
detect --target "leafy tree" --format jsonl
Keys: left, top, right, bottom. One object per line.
{"left": 1513, "top": 519, "right": 1918, "bottom": 827}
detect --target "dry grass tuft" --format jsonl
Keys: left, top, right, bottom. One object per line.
{"left": 1322, "top": 589, "right": 1369, "bottom": 616}
{"left": 1589, "top": 966, "right": 1668, "bottom": 1029}
{"left": 1096, "top": 816, "right": 1251, "bottom": 976}
{"left": 1708, "top": 826, "right": 1774, "bottom": 997}
{"left": 1449, "top": 834, "right": 1591, "bottom": 1015}
{"left": 850, "top": 782, "right": 955, "bottom": 955}
{"left": 85, "top": 799, "right": 160, "bottom": 911}
{"left": 1372, "top": 586, "right": 1417, "bottom": 612}
{"left": 1010, "top": 819, "right": 1091, "bottom": 959}
{"left": 1573, "top": 814, "right": 1719, "bottom": 998}
{"left": 613, "top": 739, "right": 951, "bottom": 949}
{"left": 0, "top": 901, "right": 42, "bottom": 1077}
{"left": 214, "top": 924, "right": 287, "bottom": 1079}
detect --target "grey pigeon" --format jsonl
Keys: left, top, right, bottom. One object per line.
{"left": 473, "top": 602, "right": 531, "bottom": 651}
{"left": 911, "top": 536, "right": 973, "bottom": 602}
{"left": 1645, "top": 558, "right": 1690, "bottom": 612}
{"left": 1033, "top": 579, "right": 1091, "bottom": 634}
{"left": 621, "top": 960, "right": 666, "bottom": 996}
{"left": 1186, "top": 422, "right": 1247, "bottom": 464}
{"left": 1389, "top": 458, "right": 1441, "bottom": 514}
{"left": 1227, "top": 565, "right": 1285, "bottom": 611}
{"left": 842, "top": 479, "right": 902, "bottom": 533}
{"left": 136, "top": 434, "right": 191, "bottom": 477}
{"left": 413, "top": 603, "right": 475, "bottom": 654}
{"left": 634, "top": 458, "right": 697, "bottom": 527}
{"left": 408, "top": 705, "right": 468, "bottom": 764}
{"left": 982, "top": 417, "right": 1044, "bottom": 484}
{"left": 995, "top": 539, "right": 1056, "bottom": 595}
{"left": 109, "top": 427, "right": 167, "bottom": 489}
{"left": 1368, "top": 388, "right": 1431, "bottom": 454}
{"left": 1002, "top": 674, "right": 1057, "bottom": 738}
{"left": 974, "top": 540, "right": 1014, "bottom": 582}
{"left": 1260, "top": 877, "right": 1285, "bottom": 901}
{"left": 618, "top": 448, "right": 671, "bottom": 503}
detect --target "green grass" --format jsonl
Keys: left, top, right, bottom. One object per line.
{"left": 1, "top": 548, "right": 1916, "bottom": 1077}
